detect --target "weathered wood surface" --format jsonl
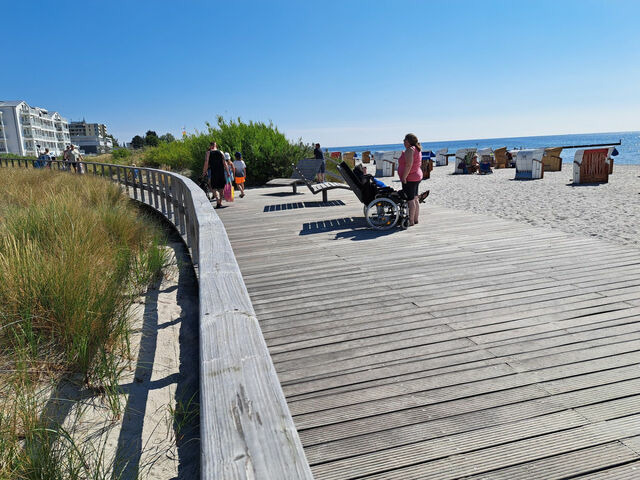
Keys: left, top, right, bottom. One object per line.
{"left": 217, "top": 183, "right": 640, "bottom": 479}
{"left": 0, "top": 160, "right": 312, "bottom": 480}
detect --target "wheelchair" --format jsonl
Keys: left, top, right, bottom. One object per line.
{"left": 336, "top": 161, "right": 410, "bottom": 230}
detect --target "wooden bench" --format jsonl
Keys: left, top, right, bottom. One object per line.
{"left": 292, "top": 163, "right": 351, "bottom": 202}
{"left": 265, "top": 158, "right": 323, "bottom": 194}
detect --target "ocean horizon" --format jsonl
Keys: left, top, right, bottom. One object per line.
{"left": 329, "top": 131, "right": 640, "bottom": 165}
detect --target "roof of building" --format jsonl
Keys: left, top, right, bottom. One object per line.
{"left": 0, "top": 100, "right": 27, "bottom": 107}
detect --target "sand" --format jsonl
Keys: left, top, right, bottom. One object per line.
{"left": 54, "top": 236, "right": 200, "bottom": 479}
{"left": 381, "top": 163, "right": 640, "bottom": 249}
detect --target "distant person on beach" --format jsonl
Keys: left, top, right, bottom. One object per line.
{"left": 233, "top": 151, "right": 247, "bottom": 198}
{"left": 398, "top": 133, "right": 423, "bottom": 226}
{"left": 202, "top": 142, "right": 229, "bottom": 209}
{"left": 314, "top": 143, "right": 325, "bottom": 182}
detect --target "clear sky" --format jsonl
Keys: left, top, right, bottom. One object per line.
{"left": 3, "top": 0, "right": 639, "bottom": 147}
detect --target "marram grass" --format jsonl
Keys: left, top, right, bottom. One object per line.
{"left": 0, "top": 169, "right": 166, "bottom": 479}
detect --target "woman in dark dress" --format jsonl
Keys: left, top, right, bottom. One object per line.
{"left": 202, "top": 142, "right": 229, "bottom": 208}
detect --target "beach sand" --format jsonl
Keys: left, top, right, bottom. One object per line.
{"left": 381, "top": 163, "right": 640, "bottom": 249}
{"left": 56, "top": 236, "right": 200, "bottom": 479}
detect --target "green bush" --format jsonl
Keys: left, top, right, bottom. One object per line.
{"left": 141, "top": 116, "right": 312, "bottom": 186}
{"left": 111, "top": 148, "right": 131, "bottom": 160}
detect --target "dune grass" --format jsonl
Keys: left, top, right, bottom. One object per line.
{"left": 0, "top": 168, "right": 166, "bottom": 478}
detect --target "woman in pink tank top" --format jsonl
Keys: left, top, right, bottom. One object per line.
{"left": 398, "top": 133, "right": 423, "bottom": 226}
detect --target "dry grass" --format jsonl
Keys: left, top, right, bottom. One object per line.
{"left": 0, "top": 168, "right": 166, "bottom": 478}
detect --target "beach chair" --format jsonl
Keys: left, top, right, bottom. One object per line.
{"left": 542, "top": 147, "right": 563, "bottom": 172}
{"left": 291, "top": 162, "right": 351, "bottom": 202}
{"left": 374, "top": 150, "right": 401, "bottom": 177}
{"left": 342, "top": 152, "right": 356, "bottom": 168}
{"left": 514, "top": 148, "right": 545, "bottom": 179}
{"left": 453, "top": 148, "right": 477, "bottom": 174}
{"left": 493, "top": 147, "right": 508, "bottom": 168}
{"left": 266, "top": 157, "right": 323, "bottom": 194}
{"left": 361, "top": 151, "right": 371, "bottom": 164}
{"left": 434, "top": 148, "right": 448, "bottom": 166}
{"left": 421, "top": 152, "right": 434, "bottom": 179}
{"left": 573, "top": 147, "right": 615, "bottom": 184}
{"left": 477, "top": 148, "right": 493, "bottom": 174}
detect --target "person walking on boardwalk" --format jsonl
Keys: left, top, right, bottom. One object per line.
{"left": 398, "top": 133, "right": 423, "bottom": 226}
{"left": 233, "top": 151, "right": 247, "bottom": 198}
{"left": 314, "top": 143, "right": 325, "bottom": 182}
{"left": 67, "top": 145, "right": 83, "bottom": 174}
{"left": 202, "top": 142, "right": 228, "bottom": 209}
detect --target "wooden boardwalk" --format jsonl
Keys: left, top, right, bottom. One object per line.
{"left": 217, "top": 185, "right": 640, "bottom": 480}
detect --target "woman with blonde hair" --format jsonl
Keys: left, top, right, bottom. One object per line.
{"left": 398, "top": 133, "right": 423, "bottom": 226}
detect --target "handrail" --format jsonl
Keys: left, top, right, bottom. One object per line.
{"left": 0, "top": 157, "right": 313, "bottom": 480}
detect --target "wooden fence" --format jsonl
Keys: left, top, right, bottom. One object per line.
{"left": 0, "top": 157, "right": 313, "bottom": 480}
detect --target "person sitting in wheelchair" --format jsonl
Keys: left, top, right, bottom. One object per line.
{"left": 353, "top": 164, "right": 430, "bottom": 203}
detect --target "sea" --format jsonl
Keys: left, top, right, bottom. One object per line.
{"left": 329, "top": 131, "right": 640, "bottom": 165}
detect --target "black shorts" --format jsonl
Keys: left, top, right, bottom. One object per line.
{"left": 401, "top": 181, "right": 420, "bottom": 200}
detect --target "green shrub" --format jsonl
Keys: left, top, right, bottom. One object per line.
{"left": 111, "top": 148, "right": 131, "bottom": 160}
{"left": 140, "top": 116, "right": 312, "bottom": 186}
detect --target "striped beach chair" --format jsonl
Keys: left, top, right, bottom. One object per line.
{"left": 542, "top": 147, "right": 563, "bottom": 171}
{"left": 342, "top": 152, "right": 356, "bottom": 168}
{"left": 573, "top": 147, "right": 615, "bottom": 184}
{"left": 434, "top": 148, "right": 448, "bottom": 166}
{"left": 514, "top": 148, "right": 545, "bottom": 179}
{"left": 453, "top": 148, "right": 477, "bottom": 174}
{"left": 493, "top": 147, "right": 508, "bottom": 168}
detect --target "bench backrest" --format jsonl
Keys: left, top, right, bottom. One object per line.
{"left": 292, "top": 158, "right": 323, "bottom": 181}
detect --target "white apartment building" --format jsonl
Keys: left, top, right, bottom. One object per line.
{"left": 0, "top": 100, "right": 71, "bottom": 157}
{"left": 69, "top": 120, "right": 113, "bottom": 154}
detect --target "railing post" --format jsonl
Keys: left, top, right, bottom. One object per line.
{"left": 131, "top": 167, "right": 138, "bottom": 200}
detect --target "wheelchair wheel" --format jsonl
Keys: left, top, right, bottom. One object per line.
{"left": 365, "top": 197, "right": 400, "bottom": 230}
{"left": 401, "top": 218, "right": 410, "bottom": 229}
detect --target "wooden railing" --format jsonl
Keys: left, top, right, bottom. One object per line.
{"left": 0, "top": 157, "right": 313, "bottom": 480}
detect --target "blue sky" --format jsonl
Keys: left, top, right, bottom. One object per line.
{"left": 3, "top": 0, "right": 639, "bottom": 147}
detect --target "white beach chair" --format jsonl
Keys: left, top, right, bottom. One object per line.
{"left": 375, "top": 150, "right": 402, "bottom": 177}
{"left": 434, "top": 148, "right": 448, "bottom": 166}
{"left": 573, "top": 147, "right": 615, "bottom": 184}
{"left": 453, "top": 148, "right": 477, "bottom": 174}
{"left": 514, "top": 148, "right": 545, "bottom": 179}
